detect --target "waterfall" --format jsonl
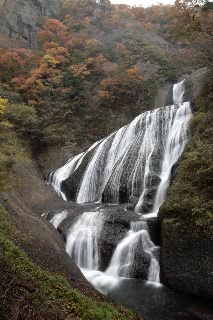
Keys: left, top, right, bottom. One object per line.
{"left": 106, "top": 221, "right": 160, "bottom": 282}
{"left": 76, "top": 133, "right": 115, "bottom": 203}
{"left": 66, "top": 209, "right": 105, "bottom": 270}
{"left": 49, "top": 81, "right": 191, "bottom": 209}
{"left": 173, "top": 80, "right": 185, "bottom": 104}
{"left": 48, "top": 80, "right": 192, "bottom": 291}
{"left": 136, "top": 81, "right": 191, "bottom": 217}
{"left": 50, "top": 210, "right": 68, "bottom": 228}
{"left": 47, "top": 141, "right": 99, "bottom": 200}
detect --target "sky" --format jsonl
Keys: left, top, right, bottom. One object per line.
{"left": 111, "top": 0, "right": 175, "bottom": 7}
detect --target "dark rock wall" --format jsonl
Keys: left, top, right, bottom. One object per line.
{"left": 160, "top": 220, "right": 213, "bottom": 299}
{"left": 0, "top": 0, "right": 63, "bottom": 48}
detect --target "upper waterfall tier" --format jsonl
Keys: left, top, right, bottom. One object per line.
{"left": 48, "top": 80, "right": 192, "bottom": 215}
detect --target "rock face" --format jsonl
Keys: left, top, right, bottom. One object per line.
{"left": 184, "top": 67, "right": 209, "bottom": 102}
{"left": 160, "top": 220, "right": 213, "bottom": 299}
{"left": 0, "top": 0, "right": 63, "bottom": 48}
{"left": 154, "top": 67, "right": 209, "bottom": 109}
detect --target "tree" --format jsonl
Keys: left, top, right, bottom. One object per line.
{"left": 169, "top": 0, "right": 213, "bottom": 66}
{"left": 36, "top": 19, "right": 68, "bottom": 48}
{"left": 0, "top": 97, "right": 8, "bottom": 115}
{"left": 0, "top": 48, "right": 32, "bottom": 84}
{"left": 97, "top": 65, "right": 143, "bottom": 107}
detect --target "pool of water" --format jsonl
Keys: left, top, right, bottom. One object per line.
{"left": 109, "top": 279, "right": 213, "bottom": 320}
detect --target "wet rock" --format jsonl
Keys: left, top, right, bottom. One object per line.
{"left": 99, "top": 206, "right": 139, "bottom": 271}
{"left": 160, "top": 220, "right": 213, "bottom": 299}
{"left": 127, "top": 196, "right": 139, "bottom": 210}
{"left": 146, "top": 217, "right": 161, "bottom": 246}
{"left": 126, "top": 244, "right": 151, "bottom": 279}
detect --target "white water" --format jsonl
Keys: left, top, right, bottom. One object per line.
{"left": 76, "top": 133, "right": 115, "bottom": 203}
{"left": 50, "top": 210, "right": 68, "bottom": 228}
{"left": 173, "top": 80, "right": 185, "bottom": 104}
{"left": 47, "top": 141, "right": 99, "bottom": 200}
{"left": 106, "top": 221, "right": 160, "bottom": 281}
{"left": 49, "top": 80, "right": 192, "bottom": 292}
{"left": 78, "top": 82, "right": 191, "bottom": 208}
{"left": 138, "top": 80, "right": 192, "bottom": 217}
{"left": 80, "top": 221, "right": 160, "bottom": 294}
{"left": 66, "top": 209, "right": 104, "bottom": 270}
{"left": 49, "top": 81, "right": 191, "bottom": 210}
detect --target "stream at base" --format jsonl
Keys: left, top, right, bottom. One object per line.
{"left": 109, "top": 279, "right": 213, "bottom": 320}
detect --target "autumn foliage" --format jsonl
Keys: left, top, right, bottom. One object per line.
{"left": 0, "top": 96, "right": 8, "bottom": 115}
{"left": 0, "top": 0, "right": 212, "bottom": 143}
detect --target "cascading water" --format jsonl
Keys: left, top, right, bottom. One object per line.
{"left": 48, "top": 80, "right": 192, "bottom": 293}
{"left": 47, "top": 141, "right": 99, "bottom": 200}
{"left": 49, "top": 84, "right": 191, "bottom": 211}
{"left": 135, "top": 83, "right": 191, "bottom": 216}
{"left": 50, "top": 210, "right": 68, "bottom": 228}
{"left": 106, "top": 221, "right": 160, "bottom": 282}
{"left": 66, "top": 209, "right": 105, "bottom": 270}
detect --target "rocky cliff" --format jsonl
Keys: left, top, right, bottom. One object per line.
{"left": 0, "top": 0, "right": 63, "bottom": 48}
{"left": 160, "top": 67, "right": 213, "bottom": 299}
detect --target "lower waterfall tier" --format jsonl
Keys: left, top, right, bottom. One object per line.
{"left": 46, "top": 204, "right": 161, "bottom": 292}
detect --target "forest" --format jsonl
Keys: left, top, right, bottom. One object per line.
{"left": 0, "top": 0, "right": 212, "bottom": 143}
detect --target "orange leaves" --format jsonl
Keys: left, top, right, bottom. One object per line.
{"left": 97, "top": 90, "right": 111, "bottom": 99}
{"left": 85, "top": 39, "right": 102, "bottom": 50}
{"left": 0, "top": 48, "right": 33, "bottom": 84}
{"left": 70, "top": 58, "right": 94, "bottom": 78}
{"left": 36, "top": 30, "right": 55, "bottom": 45}
{"left": 43, "top": 18, "right": 67, "bottom": 34}
{"left": 41, "top": 45, "right": 69, "bottom": 67}
{"left": 97, "top": 64, "right": 143, "bottom": 107}
{"left": 36, "top": 19, "right": 68, "bottom": 47}
{"left": 20, "top": 43, "right": 70, "bottom": 104}
{"left": 2, "top": 0, "right": 150, "bottom": 117}
{"left": 168, "top": 0, "right": 212, "bottom": 66}
{"left": 115, "top": 43, "right": 131, "bottom": 65}
{"left": 0, "top": 48, "right": 31, "bottom": 68}
{"left": 42, "top": 54, "right": 60, "bottom": 68}
{"left": 127, "top": 66, "right": 143, "bottom": 80}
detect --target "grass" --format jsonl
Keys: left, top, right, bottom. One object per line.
{"left": 0, "top": 120, "right": 31, "bottom": 191}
